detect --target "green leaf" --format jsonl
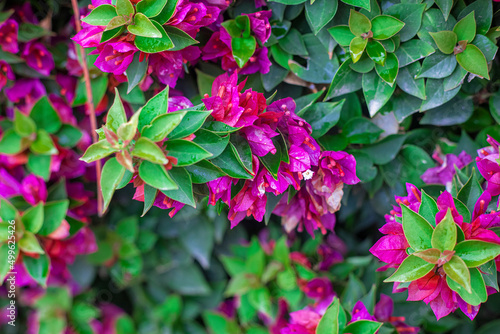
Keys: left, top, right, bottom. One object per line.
{"left": 279, "top": 28, "right": 308, "bottom": 56}
{"left": 432, "top": 209, "right": 457, "bottom": 252}
{"left": 429, "top": 31, "right": 457, "bottom": 54}
{"left": 394, "top": 39, "right": 435, "bottom": 67}
{"left": 231, "top": 134, "right": 253, "bottom": 172}
{"left": 458, "top": 0, "right": 491, "bottom": 35}
{"left": 31, "top": 129, "right": 57, "bottom": 155}
{"left": 371, "top": 15, "right": 405, "bottom": 40}
{"left": 384, "top": 4, "right": 425, "bottom": 42}
{"left": 447, "top": 267, "right": 487, "bottom": 306}
{"left": 164, "top": 26, "right": 198, "bottom": 51}
{"left": 38, "top": 200, "right": 69, "bottom": 236}
{"left": 27, "top": 154, "right": 51, "bottom": 180}
{"left": 115, "top": 0, "right": 134, "bottom": 16}
{"left": 349, "top": 37, "right": 367, "bottom": 63}
{"left": 161, "top": 167, "right": 195, "bottom": 207}
{"left": 138, "top": 160, "right": 177, "bottom": 191}
{"left": 328, "top": 25, "right": 355, "bottom": 46}
{"left": 420, "top": 78, "right": 460, "bottom": 111}
{"left": 125, "top": 53, "right": 148, "bottom": 94}
{"left": 366, "top": 40, "right": 386, "bottom": 66}
{"left": 356, "top": 134, "right": 406, "bottom": 165}
{"left": 185, "top": 160, "right": 226, "bottom": 184}
{"left": 141, "top": 111, "right": 186, "bottom": 142}
{"left": 134, "top": 20, "right": 173, "bottom": 53}
{"left": 165, "top": 140, "right": 212, "bottom": 166}
{"left": 203, "top": 121, "right": 242, "bottom": 135}
{"left": 325, "top": 59, "right": 362, "bottom": 100}
{"left": 305, "top": 0, "right": 337, "bottom": 35}
{"left": 342, "top": 320, "right": 383, "bottom": 334}
{"left": 0, "top": 129, "right": 25, "bottom": 155}
{"left": 128, "top": 13, "right": 161, "bottom": 38}
{"left": 316, "top": 297, "right": 339, "bottom": 334}
{"left": 192, "top": 129, "right": 229, "bottom": 159}
{"left": 131, "top": 137, "right": 168, "bottom": 165}
{"left": 136, "top": 0, "right": 167, "bottom": 17}
{"left": 343, "top": 117, "right": 382, "bottom": 144}
{"left": 444, "top": 256, "right": 471, "bottom": 293}
{"left": 418, "top": 190, "right": 438, "bottom": 226}
{"left": 151, "top": 0, "right": 179, "bottom": 25}
{"left": 82, "top": 4, "right": 117, "bottom": 26}
{"left": 435, "top": 0, "right": 453, "bottom": 21}
{"left": 138, "top": 86, "right": 169, "bottom": 131}
{"left": 472, "top": 34, "right": 498, "bottom": 62}
{"left": 416, "top": 53, "right": 457, "bottom": 79}
{"left": 14, "top": 109, "right": 36, "bottom": 137}
{"left": 444, "top": 65, "right": 467, "bottom": 92}
{"left": 22, "top": 203, "right": 44, "bottom": 233}
{"left": 100, "top": 157, "right": 125, "bottom": 212}
{"left": 413, "top": 248, "right": 441, "bottom": 264}
{"left": 375, "top": 52, "right": 398, "bottom": 86}
{"left": 456, "top": 44, "right": 490, "bottom": 80}
{"left": 396, "top": 62, "right": 426, "bottom": 100}
{"left": 211, "top": 143, "right": 253, "bottom": 179}
{"left": 300, "top": 101, "right": 343, "bottom": 138}
{"left": 420, "top": 94, "right": 473, "bottom": 126}
{"left": 457, "top": 169, "right": 482, "bottom": 215}
{"left": 80, "top": 140, "right": 118, "bottom": 163}
{"left": 341, "top": 0, "right": 370, "bottom": 11}
{"left": 454, "top": 240, "right": 500, "bottom": 267}
{"left": 168, "top": 109, "right": 212, "bottom": 140}
{"left": 106, "top": 15, "right": 129, "bottom": 31}
{"left": 479, "top": 260, "right": 498, "bottom": 291}
{"left": 384, "top": 254, "right": 435, "bottom": 282}
{"left": 453, "top": 11, "right": 476, "bottom": 43}
{"left": 19, "top": 231, "right": 44, "bottom": 254}
{"left": 349, "top": 53, "right": 374, "bottom": 73}
{"left": 24, "top": 253, "right": 50, "bottom": 287}
{"left": 30, "top": 96, "right": 62, "bottom": 134}
{"left": 362, "top": 71, "right": 396, "bottom": 117}
{"left": 349, "top": 10, "right": 371, "bottom": 36}
{"left": 232, "top": 36, "right": 257, "bottom": 68}
{"left": 56, "top": 124, "right": 83, "bottom": 147}
{"left": 401, "top": 204, "right": 434, "bottom": 251}
{"left": 107, "top": 89, "right": 127, "bottom": 133}
{"left": 0, "top": 199, "right": 18, "bottom": 222}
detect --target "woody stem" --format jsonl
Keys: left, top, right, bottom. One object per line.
{"left": 71, "top": 0, "right": 103, "bottom": 216}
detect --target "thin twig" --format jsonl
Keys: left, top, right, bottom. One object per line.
{"left": 71, "top": 0, "right": 103, "bottom": 216}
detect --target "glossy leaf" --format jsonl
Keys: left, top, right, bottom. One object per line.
{"left": 394, "top": 39, "right": 435, "bottom": 67}
{"left": 14, "top": 109, "right": 36, "bottom": 137}
{"left": 161, "top": 167, "right": 195, "bottom": 207}
{"left": 454, "top": 240, "right": 500, "bottom": 268}
{"left": 80, "top": 140, "right": 118, "bottom": 163}
{"left": 138, "top": 86, "right": 169, "bottom": 131}
{"left": 453, "top": 11, "right": 476, "bottom": 43}
{"left": 432, "top": 209, "right": 457, "bottom": 252}
{"left": 366, "top": 40, "right": 386, "bottom": 66}
{"left": 457, "top": 169, "right": 482, "bottom": 215}
{"left": 328, "top": 25, "right": 355, "bottom": 46}
{"left": 349, "top": 37, "right": 367, "bottom": 63}
{"left": 101, "top": 157, "right": 125, "bottom": 212}
{"left": 185, "top": 160, "right": 227, "bottom": 184}
{"left": 362, "top": 71, "right": 396, "bottom": 117}
{"left": 19, "top": 231, "right": 44, "bottom": 254}
{"left": 232, "top": 36, "right": 257, "bottom": 68}
{"left": 168, "top": 109, "right": 212, "bottom": 139}
{"left": 325, "top": 59, "right": 362, "bottom": 100}
{"left": 396, "top": 62, "right": 426, "bottom": 100}
{"left": 115, "top": 0, "right": 134, "bottom": 16}
{"left": 127, "top": 13, "right": 161, "bottom": 38}
{"left": 164, "top": 26, "right": 198, "bottom": 51}
{"left": 342, "top": 320, "right": 383, "bottom": 334}
{"left": 384, "top": 255, "right": 435, "bottom": 283}
{"left": 418, "top": 190, "right": 438, "bottom": 226}
{"left": 301, "top": 101, "right": 343, "bottom": 138}
{"left": 211, "top": 144, "right": 253, "bottom": 179}
{"left": 39, "top": 200, "right": 69, "bottom": 236}
{"left": 316, "top": 297, "right": 339, "bottom": 334}
{"left": 126, "top": 52, "right": 148, "bottom": 93}
{"left": 24, "top": 253, "right": 50, "bottom": 287}
{"left": 305, "top": 0, "right": 337, "bottom": 35}
{"left": 165, "top": 140, "right": 212, "bottom": 167}
{"left": 420, "top": 78, "right": 460, "bottom": 111}
{"left": 456, "top": 44, "right": 490, "bottom": 80}
{"left": 343, "top": 117, "right": 382, "bottom": 144}
{"left": 138, "top": 160, "right": 178, "bottom": 190}
{"left": 371, "top": 15, "right": 405, "bottom": 40}
{"left": 82, "top": 4, "right": 117, "bottom": 26}
{"left": 136, "top": 0, "right": 167, "bottom": 17}
{"left": 444, "top": 256, "right": 471, "bottom": 293}
{"left": 30, "top": 130, "right": 57, "bottom": 155}
{"left": 151, "top": 0, "right": 179, "bottom": 25}
{"left": 435, "top": 0, "right": 453, "bottom": 21}
{"left": 375, "top": 52, "right": 398, "bottom": 86}
{"left": 30, "top": 96, "right": 62, "bottom": 134}
{"left": 429, "top": 31, "right": 457, "bottom": 54}
{"left": 416, "top": 53, "right": 457, "bottom": 79}
{"left": 134, "top": 20, "right": 173, "bottom": 53}
{"left": 192, "top": 129, "right": 229, "bottom": 159}
{"left": 401, "top": 204, "right": 433, "bottom": 251}
{"left": 131, "top": 137, "right": 168, "bottom": 165}
{"left": 349, "top": 10, "right": 371, "bottom": 37}
{"left": 22, "top": 203, "right": 44, "bottom": 234}
{"left": 384, "top": 4, "right": 425, "bottom": 42}
{"left": 141, "top": 111, "right": 186, "bottom": 142}
{"left": 447, "top": 267, "right": 487, "bottom": 306}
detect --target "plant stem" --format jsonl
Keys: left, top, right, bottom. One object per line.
{"left": 71, "top": 0, "right": 103, "bottom": 216}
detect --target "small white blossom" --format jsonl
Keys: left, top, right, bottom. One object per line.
{"left": 302, "top": 169, "right": 314, "bottom": 180}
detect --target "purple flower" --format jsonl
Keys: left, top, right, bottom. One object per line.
{"left": 317, "top": 151, "right": 360, "bottom": 185}
{"left": 72, "top": 25, "right": 104, "bottom": 48}
{"left": 21, "top": 41, "right": 54, "bottom": 76}
{"left": 0, "top": 19, "right": 19, "bottom": 53}
{"left": 350, "top": 301, "right": 377, "bottom": 323}
{"left": 369, "top": 221, "right": 409, "bottom": 271}
{"left": 56, "top": 74, "right": 78, "bottom": 104}
{"left": 228, "top": 181, "right": 267, "bottom": 227}
{"left": 169, "top": 1, "right": 220, "bottom": 35}
{"left": 208, "top": 176, "right": 236, "bottom": 205}
{"left": 20, "top": 174, "right": 47, "bottom": 205}
{"left": 168, "top": 96, "right": 194, "bottom": 112}
{"left": 0, "top": 168, "right": 21, "bottom": 198}
{"left": 150, "top": 46, "right": 201, "bottom": 87}
{"left": 0, "top": 60, "right": 14, "bottom": 92}
{"left": 241, "top": 124, "right": 278, "bottom": 156}
{"left": 421, "top": 150, "right": 472, "bottom": 190}
{"left": 93, "top": 40, "right": 137, "bottom": 76}
{"left": 244, "top": 10, "right": 272, "bottom": 44}
{"left": 4, "top": 78, "right": 46, "bottom": 109}
{"left": 476, "top": 139, "right": 500, "bottom": 196}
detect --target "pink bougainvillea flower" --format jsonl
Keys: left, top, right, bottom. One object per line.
{"left": 4, "top": 78, "right": 46, "bottom": 110}
{"left": 207, "top": 176, "right": 236, "bottom": 205}
{"left": 72, "top": 25, "right": 104, "bottom": 49}
{"left": 350, "top": 301, "right": 377, "bottom": 322}
{"left": 318, "top": 233, "right": 347, "bottom": 270}
{"left": 168, "top": 95, "right": 194, "bottom": 112}
{"left": 421, "top": 150, "right": 472, "bottom": 190}
{"left": 20, "top": 174, "right": 47, "bottom": 205}
{"left": 0, "top": 168, "right": 21, "bottom": 198}
{"left": 370, "top": 221, "right": 409, "bottom": 270}
{"left": 385, "top": 183, "right": 421, "bottom": 223}
{"left": 21, "top": 41, "right": 55, "bottom": 76}
{"left": 282, "top": 309, "right": 321, "bottom": 334}
{"left": 0, "top": 19, "right": 19, "bottom": 53}
{"left": 244, "top": 10, "right": 272, "bottom": 44}
{"left": 168, "top": 0, "right": 220, "bottom": 35}
{"left": 374, "top": 294, "right": 420, "bottom": 333}
{"left": 435, "top": 191, "right": 463, "bottom": 225}
{"left": 303, "top": 277, "right": 335, "bottom": 314}
{"left": 93, "top": 40, "right": 137, "bottom": 76}
{"left": 149, "top": 46, "right": 201, "bottom": 87}
{"left": 55, "top": 74, "right": 78, "bottom": 104}
{"left": 241, "top": 123, "right": 279, "bottom": 156}
{"left": 317, "top": 151, "right": 360, "bottom": 186}
{"left": 0, "top": 60, "right": 14, "bottom": 91}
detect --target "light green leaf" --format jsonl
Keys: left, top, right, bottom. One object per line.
{"left": 429, "top": 31, "right": 457, "bottom": 54}
{"left": 384, "top": 254, "right": 435, "bottom": 282}
{"left": 101, "top": 157, "right": 125, "bottom": 212}
{"left": 82, "top": 4, "right": 117, "bottom": 26}
{"left": 131, "top": 137, "right": 168, "bottom": 165}
{"left": 454, "top": 240, "right": 500, "bottom": 267}
{"left": 375, "top": 52, "right": 398, "bottom": 86}
{"left": 371, "top": 15, "right": 405, "bottom": 40}
{"left": 349, "top": 9, "right": 371, "bottom": 36}
{"left": 453, "top": 11, "right": 476, "bottom": 43}
{"left": 138, "top": 160, "right": 178, "bottom": 190}
{"left": 80, "top": 140, "right": 118, "bottom": 163}
{"left": 127, "top": 13, "right": 162, "bottom": 38}
{"left": 349, "top": 37, "right": 367, "bottom": 63}
{"left": 14, "top": 109, "right": 36, "bottom": 137}
{"left": 456, "top": 44, "right": 490, "bottom": 80}
{"left": 401, "top": 204, "right": 434, "bottom": 251}
{"left": 444, "top": 255, "right": 471, "bottom": 293}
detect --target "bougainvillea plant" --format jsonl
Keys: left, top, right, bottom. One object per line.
{"left": 2, "top": 0, "right": 500, "bottom": 333}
